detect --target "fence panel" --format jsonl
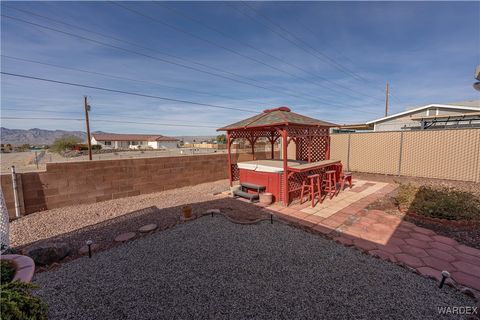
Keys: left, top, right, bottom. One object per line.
{"left": 330, "top": 128, "right": 480, "bottom": 182}
{"left": 348, "top": 131, "right": 402, "bottom": 175}
{"left": 400, "top": 129, "right": 480, "bottom": 182}
{"left": 330, "top": 134, "right": 349, "bottom": 169}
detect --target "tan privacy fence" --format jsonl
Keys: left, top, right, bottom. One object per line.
{"left": 330, "top": 128, "right": 480, "bottom": 182}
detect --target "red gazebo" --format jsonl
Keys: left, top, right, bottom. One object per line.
{"left": 218, "top": 107, "right": 342, "bottom": 205}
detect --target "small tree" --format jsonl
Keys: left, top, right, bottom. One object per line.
{"left": 216, "top": 134, "right": 227, "bottom": 144}
{"left": 50, "top": 135, "right": 82, "bottom": 153}
{"left": 20, "top": 144, "right": 30, "bottom": 152}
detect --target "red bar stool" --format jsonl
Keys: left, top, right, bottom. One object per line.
{"left": 323, "top": 170, "right": 337, "bottom": 199}
{"left": 300, "top": 174, "right": 322, "bottom": 207}
{"left": 340, "top": 171, "right": 353, "bottom": 190}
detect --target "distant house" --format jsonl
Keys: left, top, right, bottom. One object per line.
{"left": 91, "top": 133, "right": 179, "bottom": 149}
{"left": 365, "top": 100, "right": 480, "bottom": 131}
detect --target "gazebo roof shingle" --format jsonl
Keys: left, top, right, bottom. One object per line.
{"left": 217, "top": 107, "right": 337, "bottom": 131}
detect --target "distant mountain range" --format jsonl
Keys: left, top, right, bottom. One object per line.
{"left": 0, "top": 127, "right": 217, "bottom": 145}
{"left": 1, "top": 127, "right": 87, "bottom": 145}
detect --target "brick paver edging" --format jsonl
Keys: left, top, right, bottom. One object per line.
{"left": 263, "top": 184, "right": 480, "bottom": 301}
{"left": 1, "top": 254, "right": 35, "bottom": 282}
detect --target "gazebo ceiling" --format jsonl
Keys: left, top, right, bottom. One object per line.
{"left": 217, "top": 107, "right": 337, "bottom": 131}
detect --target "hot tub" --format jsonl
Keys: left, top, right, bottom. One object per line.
{"left": 237, "top": 160, "right": 306, "bottom": 203}
{"left": 237, "top": 159, "right": 342, "bottom": 204}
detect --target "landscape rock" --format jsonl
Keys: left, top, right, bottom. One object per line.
{"left": 460, "top": 287, "right": 477, "bottom": 299}
{"left": 114, "top": 232, "right": 136, "bottom": 242}
{"left": 138, "top": 224, "right": 158, "bottom": 233}
{"left": 23, "top": 242, "right": 72, "bottom": 265}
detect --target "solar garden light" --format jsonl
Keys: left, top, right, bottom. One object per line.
{"left": 439, "top": 270, "right": 450, "bottom": 288}
{"left": 86, "top": 240, "right": 93, "bottom": 258}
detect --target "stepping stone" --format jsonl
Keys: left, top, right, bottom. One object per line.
{"left": 114, "top": 232, "right": 136, "bottom": 242}
{"left": 78, "top": 244, "right": 100, "bottom": 255}
{"left": 138, "top": 224, "right": 157, "bottom": 233}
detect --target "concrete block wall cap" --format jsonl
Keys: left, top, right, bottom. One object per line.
{"left": 0, "top": 254, "right": 35, "bottom": 283}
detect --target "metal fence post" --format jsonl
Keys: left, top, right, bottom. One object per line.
{"left": 10, "top": 166, "right": 22, "bottom": 219}
{"left": 397, "top": 132, "right": 404, "bottom": 176}
{"left": 347, "top": 133, "right": 351, "bottom": 172}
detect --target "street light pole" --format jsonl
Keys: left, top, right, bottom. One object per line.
{"left": 84, "top": 96, "right": 92, "bottom": 161}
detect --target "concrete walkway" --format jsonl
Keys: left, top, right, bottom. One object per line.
{"left": 264, "top": 180, "right": 480, "bottom": 293}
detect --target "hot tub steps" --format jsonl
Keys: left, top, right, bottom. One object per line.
{"left": 240, "top": 182, "right": 266, "bottom": 193}
{"left": 233, "top": 182, "right": 266, "bottom": 202}
{"left": 233, "top": 189, "right": 259, "bottom": 201}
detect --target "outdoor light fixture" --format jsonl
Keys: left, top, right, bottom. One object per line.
{"left": 474, "top": 65, "right": 480, "bottom": 91}
{"left": 439, "top": 270, "right": 450, "bottom": 288}
{"left": 86, "top": 240, "right": 93, "bottom": 258}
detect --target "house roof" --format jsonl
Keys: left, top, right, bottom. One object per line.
{"left": 92, "top": 133, "right": 178, "bottom": 142}
{"left": 366, "top": 101, "right": 480, "bottom": 125}
{"left": 217, "top": 107, "right": 337, "bottom": 131}
{"left": 336, "top": 123, "right": 373, "bottom": 130}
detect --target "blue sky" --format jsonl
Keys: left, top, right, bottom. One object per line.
{"left": 1, "top": 1, "right": 479, "bottom": 136}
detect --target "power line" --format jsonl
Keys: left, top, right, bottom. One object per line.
{"left": 240, "top": 2, "right": 374, "bottom": 84}
{"left": 231, "top": 2, "right": 386, "bottom": 102}
{"left": 0, "top": 14, "right": 288, "bottom": 104}
{"left": 1, "top": 71, "right": 257, "bottom": 113}
{"left": 5, "top": 3, "right": 388, "bottom": 106}
{"left": 1, "top": 13, "right": 355, "bottom": 108}
{"left": 2, "top": 114, "right": 347, "bottom": 126}
{"left": 152, "top": 2, "right": 375, "bottom": 104}
{"left": 109, "top": 2, "right": 378, "bottom": 107}
{"left": 2, "top": 55, "right": 268, "bottom": 107}
{"left": 1, "top": 108, "right": 225, "bottom": 125}
{"left": 111, "top": 2, "right": 348, "bottom": 97}
{"left": 2, "top": 5, "right": 273, "bottom": 106}
{"left": 273, "top": 2, "right": 403, "bottom": 105}
{"left": 1, "top": 117, "right": 219, "bottom": 128}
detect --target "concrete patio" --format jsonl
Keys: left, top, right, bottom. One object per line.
{"left": 264, "top": 179, "right": 480, "bottom": 293}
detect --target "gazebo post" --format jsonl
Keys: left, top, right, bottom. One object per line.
{"left": 227, "top": 132, "right": 232, "bottom": 187}
{"left": 326, "top": 135, "right": 331, "bottom": 160}
{"left": 270, "top": 131, "right": 275, "bottom": 159}
{"left": 281, "top": 128, "right": 289, "bottom": 205}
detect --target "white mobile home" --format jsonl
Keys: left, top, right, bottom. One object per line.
{"left": 91, "top": 133, "right": 179, "bottom": 149}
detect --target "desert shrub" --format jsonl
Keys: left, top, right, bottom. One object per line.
{"left": 92, "top": 145, "right": 102, "bottom": 150}
{"left": 394, "top": 184, "right": 418, "bottom": 210}
{"left": 1, "top": 261, "right": 15, "bottom": 283}
{"left": 396, "top": 184, "right": 480, "bottom": 221}
{"left": 1, "top": 281, "right": 48, "bottom": 320}
{"left": 50, "top": 135, "right": 82, "bottom": 153}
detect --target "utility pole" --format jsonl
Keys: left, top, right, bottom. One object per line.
{"left": 84, "top": 96, "right": 92, "bottom": 161}
{"left": 385, "top": 81, "right": 389, "bottom": 117}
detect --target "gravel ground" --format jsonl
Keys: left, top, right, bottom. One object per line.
{"left": 33, "top": 216, "right": 476, "bottom": 320}
{"left": 10, "top": 179, "right": 232, "bottom": 250}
